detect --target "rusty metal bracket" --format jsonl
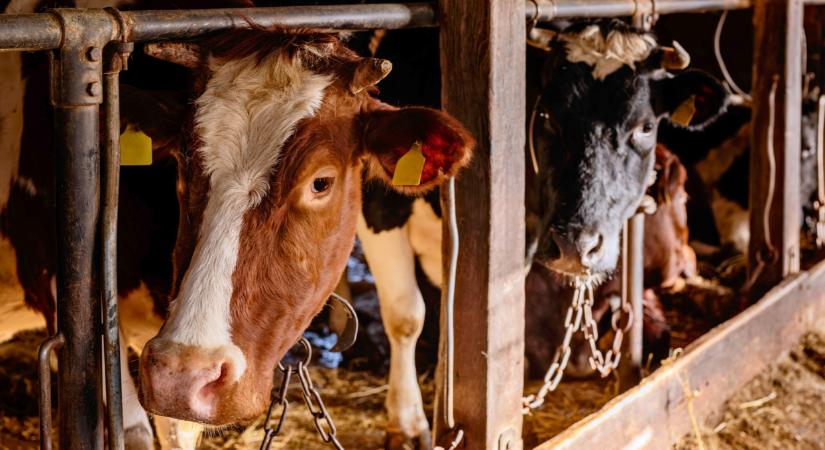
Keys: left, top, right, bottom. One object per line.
{"left": 47, "top": 9, "right": 117, "bottom": 107}
{"left": 633, "top": 0, "right": 658, "bottom": 31}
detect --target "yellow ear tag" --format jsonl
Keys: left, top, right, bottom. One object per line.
{"left": 391, "top": 141, "right": 426, "bottom": 186}
{"left": 671, "top": 95, "right": 696, "bottom": 126}
{"left": 120, "top": 125, "right": 153, "bottom": 166}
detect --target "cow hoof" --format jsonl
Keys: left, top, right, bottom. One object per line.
{"left": 124, "top": 423, "right": 154, "bottom": 450}
{"left": 385, "top": 429, "right": 432, "bottom": 450}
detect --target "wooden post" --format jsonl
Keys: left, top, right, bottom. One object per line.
{"left": 748, "top": 0, "right": 803, "bottom": 298}
{"left": 435, "top": 0, "right": 526, "bottom": 448}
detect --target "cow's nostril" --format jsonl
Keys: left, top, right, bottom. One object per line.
{"left": 579, "top": 233, "right": 604, "bottom": 267}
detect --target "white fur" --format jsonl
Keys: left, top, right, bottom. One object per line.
{"left": 711, "top": 191, "right": 750, "bottom": 254}
{"left": 408, "top": 198, "right": 442, "bottom": 286}
{"left": 356, "top": 213, "right": 429, "bottom": 440}
{"left": 161, "top": 53, "right": 330, "bottom": 372}
{"left": 560, "top": 25, "right": 657, "bottom": 80}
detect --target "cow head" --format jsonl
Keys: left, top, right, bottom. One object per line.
{"left": 529, "top": 20, "right": 727, "bottom": 280}
{"left": 643, "top": 145, "right": 695, "bottom": 288}
{"left": 135, "top": 29, "right": 474, "bottom": 425}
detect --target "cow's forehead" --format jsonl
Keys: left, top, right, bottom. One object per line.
{"left": 163, "top": 51, "right": 332, "bottom": 350}
{"left": 558, "top": 25, "right": 656, "bottom": 80}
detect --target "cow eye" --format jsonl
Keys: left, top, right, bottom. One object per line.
{"left": 640, "top": 122, "right": 655, "bottom": 135}
{"left": 311, "top": 177, "right": 334, "bottom": 194}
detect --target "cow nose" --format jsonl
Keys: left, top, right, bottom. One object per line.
{"left": 577, "top": 232, "right": 604, "bottom": 268}
{"left": 551, "top": 231, "right": 604, "bottom": 269}
{"left": 139, "top": 338, "right": 245, "bottom": 423}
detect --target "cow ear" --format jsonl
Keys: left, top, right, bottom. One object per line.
{"left": 119, "top": 85, "right": 188, "bottom": 159}
{"left": 656, "top": 70, "right": 729, "bottom": 130}
{"left": 143, "top": 42, "right": 204, "bottom": 69}
{"left": 362, "top": 106, "right": 475, "bottom": 193}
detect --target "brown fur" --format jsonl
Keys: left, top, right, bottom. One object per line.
{"left": 140, "top": 29, "right": 474, "bottom": 424}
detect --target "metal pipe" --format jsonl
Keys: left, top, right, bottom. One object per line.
{"left": 100, "top": 44, "right": 127, "bottom": 450}
{"left": 0, "top": 14, "right": 61, "bottom": 51}
{"left": 126, "top": 3, "right": 437, "bottom": 41}
{"left": 54, "top": 102, "right": 105, "bottom": 450}
{"left": 535, "top": 0, "right": 751, "bottom": 21}
{"left": 618, "top": 213, "right": 644, "bottom": 389}
{"left": 38, "top": 333, "right": 64, "bottom": 450}
{"left": 0, "top": 0, "right": 758, "bottom": 52}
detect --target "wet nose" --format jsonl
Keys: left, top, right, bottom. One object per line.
{"left": 552, "top": 231, "right": 604, "bottom": 269}
{"left": 139, "top": 338, "right": 245, "bottom": 423}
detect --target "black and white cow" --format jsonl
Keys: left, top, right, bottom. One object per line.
{"left": 357, "top": 19, "right": 729, "bottom": 448}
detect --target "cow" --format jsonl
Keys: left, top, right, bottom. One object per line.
{"left": 356, "top": 19, "right": 730, "bottom": 448}
{"left": 525, "top": 144, "right": 694, "bottom": 378}
{"left": 657, "top": 90, "right": 821, "bottom": 257}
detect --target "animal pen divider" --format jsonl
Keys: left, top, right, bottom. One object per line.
{"left": 0, "top": 0, "right": 819, "bottom": 449}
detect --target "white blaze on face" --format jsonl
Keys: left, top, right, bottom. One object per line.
{"left": 162, "top": 53, "right": 331, "bottom": 355}
{"left": 560, "top": 25, "right": 657, "bottom": 80}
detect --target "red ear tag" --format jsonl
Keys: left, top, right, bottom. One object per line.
{"left": 391, "top": 141, "right": 426, "bottom": 186}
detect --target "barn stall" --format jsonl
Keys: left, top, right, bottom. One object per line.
{"left": 0, "top": 0, "right": 824, "bottom": 449}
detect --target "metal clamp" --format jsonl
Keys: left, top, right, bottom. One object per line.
{"left": 633, "top": 0, "right": 658, "bottom": 31}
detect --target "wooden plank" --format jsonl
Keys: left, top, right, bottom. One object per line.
{"left": 434, "top": 0, "right": 526, "bottom": 448}
{"left": 534, "top": 258, "right": 825, "bottom": 450}
{"left": 748, "top": 0, "right": 804, "bottom": 298}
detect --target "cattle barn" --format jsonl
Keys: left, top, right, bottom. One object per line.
{"left": 1, "top": 0, "right": 825, "bottom": 449}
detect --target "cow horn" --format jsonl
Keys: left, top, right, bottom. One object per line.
{"left": 144, "top": 42, "right": 203, "bottom": 69}
{"left": 528, "top": 28, "right": 556, "bottom": 51}
{"left": 350, "top": 58, "right": 392, "bottom": 94}
{"left": 660, "top": 41, "right": 690, "bottom": 71}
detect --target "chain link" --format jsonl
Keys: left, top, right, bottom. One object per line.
{"left": 259, "top": 338, "right": 344, "bottom": 450}
{"left": 259, "top": 366, "right": 292, "bottom": 450}
{"left": 523, "top": 277, "right": 632, "bottom": 412}
{"left": 297, "top": 360, "right": 344, "bottom": 450}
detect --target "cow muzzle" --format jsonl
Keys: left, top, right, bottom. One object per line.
{"left": 139, "top": 338, "right": 247, "bottom": 423}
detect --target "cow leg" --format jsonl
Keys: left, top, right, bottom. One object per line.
{"left": 357, "top": 214, "right": 431, "bottom": 450}
{"left": 119, "top": 331, "right": 154, "bottom": 450}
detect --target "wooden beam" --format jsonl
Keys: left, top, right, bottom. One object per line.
{"left": 748, "top": 0, "right": 804, "bottom": 298}
{"left": 535, "top": 258, "right": 825, "bottom": 450}
{"left": 434, "top": 0, "right": 526, "bottom": 448}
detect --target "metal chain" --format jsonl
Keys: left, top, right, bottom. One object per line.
{"left": 259, "top": 338, "right": 344, "bottom": 450}
{"left": 259, "top": 366, "right": 292, "bottom": 450}
{"left": 522, "top": 277, "right": 632, "bottom": 412}
{"left": 297, "top": 360, "right": 344, "bottom": 450}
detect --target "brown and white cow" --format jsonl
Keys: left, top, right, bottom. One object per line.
{"left": 134, "top": 29, "right": 474, "bottom": 427}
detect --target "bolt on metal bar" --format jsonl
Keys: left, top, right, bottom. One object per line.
{"left": 0, "top": 0, "right": 758, "bottom": 52}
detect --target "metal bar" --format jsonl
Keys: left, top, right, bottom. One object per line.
{"left": 38, "top": 333, "right": 64, "bottom": 450}
{"left": 0, "top": 0, "right": 758, "bottom": 52}
{"left": 0, "top": 14, "right": 61, "bottom": 51}
{"left": 100, "top": 44, "right": 126, "bottom": 450}
{"left": 126, "top": 3, "right": 437, "bottom": 41}
{"left": 434, "top": 0, "right": 526, "bottom": 448}
{"left": 533, "top": 0, "right": 751, "bottom": 21}
{"left": 50, "top": 9, "right": 112, "bottom": 450}
{"left": 619, "top": 214, "right": 644, "bottom": 389}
